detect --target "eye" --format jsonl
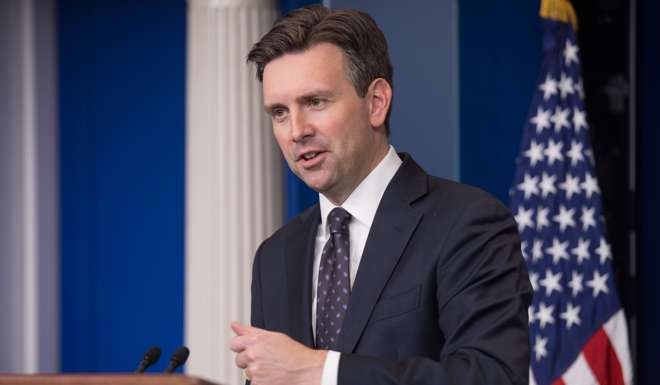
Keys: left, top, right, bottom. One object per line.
{"left": 271, "top": 107, "right": 288, "bottom": 122}
{"left": 308, "top": 97, "right": 327, "bottom": 109}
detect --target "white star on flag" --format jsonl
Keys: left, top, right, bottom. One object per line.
{"left": 586, "top": 270, "right": 609, "bottom": 298}
{"left": 563, "top": 40, "right": 579, "bottom": 65}
{"left": 537, "top": 206, "right": 550, "bottom": 230}
{"left": 539, "top": 268, "right": 563, "bottom": 296}
{"left": 539, "top": 75, "right": 558, "bottom": 100}
{"left": 530, "top": 107, "right": 552, "bottom": 133}
{"left": 559, "top": 173, "right": 582, "bottom": 199}
{"left": 551, "top": 106, "right": 570, "bottom": 132}
{"left": 518, "top": 173, "right": 540, "bottom": 199}
{"left": 558, "top": 72, "right": 575, "bottom": 99}
{"left": 573, "top": 107, "right": 588, "bottom": 132}
{"left": 546, "top": 237, "right": 569, "bottom": 264}
{"left": 524, "top": 140, "right": 545, "bottom": 166}
{"left": 566, "top": 140, "right": 585, "bottom": 166}
{"left": 568, "top": 270, "right": 584, "bottom": 297}
{"left": 560, "top": 302, "right": 581, "bottom": 329}
{"left": 532, "top": 239, "right": 544, "bottom": 262}
{"left": 595, "top": 237, "right": 612, "bottom": 264}
{"left": 544, "top": 139, "right": 564, "bottom": 165}
{"left": 571, "top": 238, "right": 591, "bottom": 264}
{"left": 580, "top": 173, "right": 600, "bottom": 198}
{"left": 553, "top": 205, "right": 576, "bottom": 232}
{"left": 580, "top": 206, "right": 596, "bottom": 231}
{"left": 514, "top": 206, "right": 535, "bottom": 233}
{"left": 536, "top": 302, "right": 555, "bottom": 329}
{"left": 534, "top": 336, "right": 549, "bottom": 361}
{"left": 539, "top": 172, "right": 557, "bottom": 197}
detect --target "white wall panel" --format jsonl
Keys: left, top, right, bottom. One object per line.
{"left": 185, "top": 0, "right": 281, "bottom": 383}
{"left": 0, "top": 0, "right": 59, "bottom": 373}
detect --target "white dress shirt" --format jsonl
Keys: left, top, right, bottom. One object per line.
{"left": 312, "top": 146, "right": 402, "bottom": 385}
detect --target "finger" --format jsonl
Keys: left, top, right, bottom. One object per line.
{"left": 230, "top": 321, "right": 260, "bottom": 336}
{"left": 235, "top": 350, "right": 250, "bottom": 369}
{"left": 229, "top": 334, "right": 254, "bottom": 352}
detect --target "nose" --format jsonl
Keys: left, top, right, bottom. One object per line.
{"left": 291, "top": 110, "right": 314, "bottom": 142}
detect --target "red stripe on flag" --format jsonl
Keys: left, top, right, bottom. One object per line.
{"left": 582, "top": 328, "right": 625, "bottom": 385}
{"left": 552, "top": 378, "right": 566, "bottom": 385}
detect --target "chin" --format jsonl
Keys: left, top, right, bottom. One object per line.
{"left": 301, "top": 177, "right": 332, "bottom": 194}
{"left": 295, "top": 169, "right": 328, "bottom": 190}
{"left": 302, "top": 181, "right": 326, "bottom": 193}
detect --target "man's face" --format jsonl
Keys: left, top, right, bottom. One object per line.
{"left": 262, "top": 43, "right": 386, "bottom": 204}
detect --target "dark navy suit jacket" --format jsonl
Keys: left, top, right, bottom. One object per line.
{"left": 250, "top": 154, "right": 533, "bottom": 385}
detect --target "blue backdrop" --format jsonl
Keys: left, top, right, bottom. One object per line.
{"left": 459, "top": 1, "right": 541, "bottom": 202}
{"left": 639, "top": 0, "right": 659, "bottom": 382}
{"left": 58, "top": 0, "right": 186, "bottom": 372}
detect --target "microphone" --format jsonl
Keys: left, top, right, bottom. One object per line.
{"left": 164, "top": 346, "right": 190, "bottom": 373}
{"left": 135, "top": 346, "right": 161, "bottom": 373}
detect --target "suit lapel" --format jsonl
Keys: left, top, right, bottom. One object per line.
{"left": 284, "top": 206, "right": 320, "bottom": 348}
{"left": 337, "top": 154, "right": 428, "bottom": 353}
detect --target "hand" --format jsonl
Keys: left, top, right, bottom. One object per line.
{"left": 230, "top": 322, "right": 327, "bottom": 385}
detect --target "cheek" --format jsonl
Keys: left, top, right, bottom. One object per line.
{"left": 273, "top": 126, "right": 291, "bottom": 154}
{"left": 335, "top": 116, "right": 369, "bottom": 151}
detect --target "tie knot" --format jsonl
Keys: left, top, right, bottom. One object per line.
{"left": 328, "top": 207, "right": 351, "bottom": 234}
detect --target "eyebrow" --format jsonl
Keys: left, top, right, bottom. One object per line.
{"left": 264, "top": 103, "right": 285, "bottom": 114}
{"left": 264, "top": 89, "right": 336, "bottom": 112}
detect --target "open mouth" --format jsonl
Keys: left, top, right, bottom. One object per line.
{"left": 301, "top": 152, "right": 320, "bottom": 161}
{"left": 298, "top": 150, "right": 326, "bottom": 168}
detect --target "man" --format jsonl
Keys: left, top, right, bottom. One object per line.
{"left": 230, "top": 5, "right": 532, "bottom": 385}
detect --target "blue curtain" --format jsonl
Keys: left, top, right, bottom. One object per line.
{"left": 58, "top": 0, "right": 185, "bottom": 372}
{"left": 279, "top": 0, "right": 320, "bottom": 15}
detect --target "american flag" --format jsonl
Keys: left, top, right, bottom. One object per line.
{"left": 509, "top": 2, "right": 633, "bottom": 385}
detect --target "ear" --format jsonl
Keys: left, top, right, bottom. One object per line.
{"left": 367, "top": 78, "right": 392, "bottom": 129}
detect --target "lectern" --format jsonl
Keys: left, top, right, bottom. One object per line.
{"left": 0, "top": 374, "right": 220, "bottom": 385}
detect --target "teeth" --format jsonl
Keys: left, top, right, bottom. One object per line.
{"left": 303, "top": 152, "right": 317, "bottom": 160}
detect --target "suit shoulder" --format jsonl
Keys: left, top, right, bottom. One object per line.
{"left": 425, "top": 176, "right": 509, "bottom": 212}
{"left": 256, "top": 204, "right": 318, "bottom": 253}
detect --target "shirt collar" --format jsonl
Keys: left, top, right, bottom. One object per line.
{"left": 319, "top": 145, "right": 402, "bottom": 230}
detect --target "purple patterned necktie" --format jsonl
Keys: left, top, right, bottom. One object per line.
{"left": 316, "top": 207, "right": 352, "bottom": 350}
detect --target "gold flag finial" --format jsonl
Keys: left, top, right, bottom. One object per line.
{"left": 540, "top": 0, "right": 578, "bottom": 31}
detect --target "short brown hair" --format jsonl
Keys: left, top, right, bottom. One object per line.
{"left": 247, "top": 5, "right": 394, "bottom": 133}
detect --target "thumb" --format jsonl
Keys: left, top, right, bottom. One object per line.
{"left": 231, "top": 321, "right": 257, "bottom": 336}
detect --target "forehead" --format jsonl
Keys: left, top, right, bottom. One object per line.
{"left": 262, "top": 43, "right": 350, "bottom": 104}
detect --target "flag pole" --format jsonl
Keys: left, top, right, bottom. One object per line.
{"left": 540, "top": 0, "right": 578, "bottom": 31}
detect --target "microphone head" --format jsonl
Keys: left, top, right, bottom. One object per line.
{"left": 144, "top": 346, "right": 161, "bottom": 363}
{"left": 135, "top": 346, "right": 161, "bottom": 373}
{"left": 165, "top": 346, "right": 190, "bottom": 373}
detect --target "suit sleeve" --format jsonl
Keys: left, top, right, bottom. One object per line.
{"left": 251, "top": 242, "right": 266, "bottom": 329}
{"left": 338, "top": 197, "right": 533, "bottom": 385}
{"left": 246, "top": 243, "right": 267, "bottom": 385}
